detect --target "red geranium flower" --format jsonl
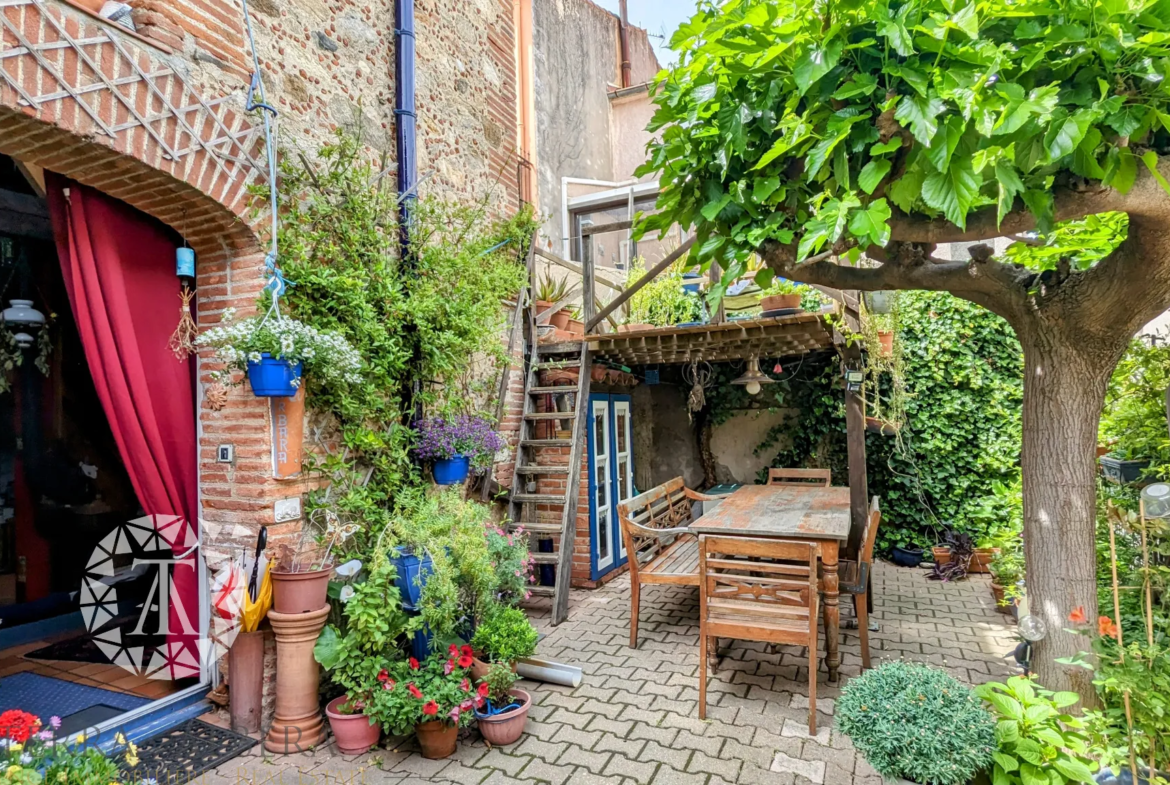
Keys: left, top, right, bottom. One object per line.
{"left": 0, "top": 710, "right": 41, "bottom": 743}
{"left": 1069, "top": 606, "right": 1087, "bottom": 624}
{"left": 477, "top": 682, "right": 490, "bottom": 698}
{"left": 448, "top": 644, "right": 459, "bottom": 657}
{"left": 1098, "top": 615, "right": 1120, "bottom": 639}
{"left": 408, "top": 683, "right": 423, "bottom": 700}
{"left": 383, "top": 679, "right": 396, "bottom": 691}
{"left": 458, "top": 653, "right": 473, "bottom": 669}
{"left": 461, "top": 645, "right": 474, "bottom": 658}
{"left": 377, "top": 669, "right": 390, "bottom": 682}
{"left": 409, "top": 657, "right": 420, "bottom": 670}
{"left": 460, "top": 678, "right": 471, "bottom": 692}
{"left": 422, "top": 701, "right": 439, "bottom": 716}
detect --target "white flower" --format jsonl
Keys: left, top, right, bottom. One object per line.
{"left": 335, "top": 559, "right": 362, "bottom": 578}
{"left": 248, "top": 351, "right": 262, "bottom": 363}
{"left": 339, "top": 585, "right": 356, "bottom": 603}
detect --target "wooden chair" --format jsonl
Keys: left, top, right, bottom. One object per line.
{"left": 837, "top": 496, "right": 881, "bottom": 670}
{"left": 698, "top": 535, "right": 821, "bottom": 734}
{"left": 767, "top": 468, "right": 831, "bottom": 487}
{"left": 618, "top": 478, "right": 730, "bottom": 649}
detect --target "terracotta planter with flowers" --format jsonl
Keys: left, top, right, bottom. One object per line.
{"left": 416, "top": 720, "right": 459, "bottom": 759}
{"left": 326, "top": 696, "right": 381, "bottom": 754}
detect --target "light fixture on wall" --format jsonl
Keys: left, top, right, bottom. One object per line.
{"left": 730, "top": 355, "right": 775, "bottom": 396}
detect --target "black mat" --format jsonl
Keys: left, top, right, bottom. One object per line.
{"left": 121, "top": 719, "right": 258, "bottom": 781}
{"left": 24, "top": 631, "right": 161, "bottom": 665}
{"left": 57, "top": 704, "right": 124, "bottom": 736}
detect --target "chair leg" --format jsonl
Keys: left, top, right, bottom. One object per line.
{"left": 699, "top": 634, "right": 708, "bottom": 720}
{"left": 808, "top": 625, "right": 818, "bottom": 737}
{"left": 707, "top": 636, "right": 718, "bottom": 673}
{"left": 855, "top": 592, "right": 871, "bottom": 670}
{"left": 629, "top": 580, "right": 640, "bottom": 649}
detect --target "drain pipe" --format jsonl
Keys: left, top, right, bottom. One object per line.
{"left": 395, "top": 0, "right": 417, "bottom": 266}
{"left": 618, "top": 0, "right": 632, "bottom": 88}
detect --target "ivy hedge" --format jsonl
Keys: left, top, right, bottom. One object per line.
{"left": 717, "top": 291, "right": 1024, "bottom": 552}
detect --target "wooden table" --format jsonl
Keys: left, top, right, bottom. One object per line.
{"left": 689, "top": 484, "right": 852, "bottom": 681}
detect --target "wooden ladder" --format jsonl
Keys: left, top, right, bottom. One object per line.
{"left": 506, "top": 339, "right": 591, "bottom": 625}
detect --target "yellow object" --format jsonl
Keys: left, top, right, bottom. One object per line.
{"left": 242, "top": 561, "right": 273, "bottom": 633}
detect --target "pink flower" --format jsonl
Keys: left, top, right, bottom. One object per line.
{"left": 461, "top": 679, "right": 471, "bottom": 692}
{"left": 449, "top": 706, "right": 461, "bottom": 722}
{"left": 525, "top": 591, "right": 532, "bottom": 600}
{"left": 460, "top": 699, "right": 475, "bottom": 713}
{"left": 444, "top": 659, "right": 455, "bottom": 676}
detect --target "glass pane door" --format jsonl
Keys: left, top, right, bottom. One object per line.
{"left": 612, "top": 399, "right": 633, "bottom": 562}
{"left": 591, "top": 399, "right": 613, "bottom": 573}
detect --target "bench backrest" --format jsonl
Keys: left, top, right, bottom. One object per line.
{"left": 618, "top": 477, "right": 694, "bottom": 575}
{"left": 767, "top": 468, "right": 831, "bottom": 487}
{"left": 699, "top": 535, "right": 818, "bottom": 637}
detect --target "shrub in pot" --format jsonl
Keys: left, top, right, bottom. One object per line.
{"left": 368, "top": 651, "right": 478, "bottom": 760}
{"left": 988, "top": 547, "right": 1024, "bottom": 613}
{"left": 413, "top": 415, "right": 505, "bottom": 486}
{"left": 469, "top": 605, "right": 538, "bottom": 681}
{"left": 474, "top": 662, "right": 531, "bottom": 746}
{"left": 836, "top": 661, "right": 995, "bottom": 785}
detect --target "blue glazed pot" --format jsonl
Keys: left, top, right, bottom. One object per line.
{"left": 391, "top": 547, "right": 434, "bottom": 611}
{"left": 433, "top": 455, "right": 471, "bottom": 485}
{"left": 246, "top": 353, "right": 303, "bottom": 397}
{"left": 891, "top": 545, "right": 924, "bottom": 568}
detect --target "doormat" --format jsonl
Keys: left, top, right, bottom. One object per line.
{"left": 122, "top": 719, "right": 258, "bottom": 782}
{"left": 24, "top": 632, "right": 160, "bottom": 666}
{"left": 0, "top": 672, "right": 148, "bottom": 720}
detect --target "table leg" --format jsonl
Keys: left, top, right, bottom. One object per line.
{"left": 822, "top": 547, "right": 840, "bottom": 683}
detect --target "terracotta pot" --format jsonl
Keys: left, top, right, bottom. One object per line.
{"left": 566, "top": 318, "right": 584, "bottom": 336}
{"left": 228, "top": 630, "right": 265, "bottom": 734}
{"left": 475, "top": 689, "right": 531, "bottom": 747}
{"left": 877, "top": 330, "right": 895, "bottom": 357}
{"left": 326, "top": 696, "right": 382, "bottom": 755}
{"left": 415, "top": 720, "right": 459, "bottom": 759}
{"left": 617, "top": 323, "right": 653, "bottom": 333}
{"left": 970, "top": 547, "right": 999, "bottom": 575}
{"left": 535, "top": 300, "right": 554, "bottom": 313}
{"left": 549, "top": 308, "right": 570, "bottom": 331}
{"left": 932, "top": 546, "right": 951, "bottom": 566}
{"left": 990, "top": 583, "right": 1010, "bottom": 613}
{"left": 590, "top": 364, "right": 608, "bottom": 383}
{"left": 470, "top": 657, "right": 517, "bottom": 683}
{"left": 264, "top": 606, "right": 330, "bottom": 753}
{"left": 760, "top": 293, "right": 801, "bottom": 312}
{"left": 539, "top": 367, "right": 579, "bottom": 386}
{"left": 271, "top": 567, "right": 332, "bottom": 614}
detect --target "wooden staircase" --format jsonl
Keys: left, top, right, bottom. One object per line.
{"left": 507, "top": 340, "right": 591, "bottom": 625}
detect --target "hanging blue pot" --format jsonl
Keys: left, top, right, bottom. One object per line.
{"left": 391, "top": 547, "right": 434, "bottom": 611}
{"left": 432, "top": 455, "right": 471, "bottom": 485}
{"left": 246, "top": 353, "right": 302, "bottom": 397}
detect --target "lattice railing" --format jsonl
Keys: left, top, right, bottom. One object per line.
{"left": 0, "top": 0, "right": 263, "bottom": 180}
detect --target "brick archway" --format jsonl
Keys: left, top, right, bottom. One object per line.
{"left": 0, "top": 0, "right": 264, "bottom": 258}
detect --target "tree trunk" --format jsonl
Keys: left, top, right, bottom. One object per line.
{"left": 1018, "top": 326, "right": 1119, "bottom": 697}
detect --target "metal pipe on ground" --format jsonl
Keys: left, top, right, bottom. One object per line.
{"left": 516, "top": 657, "right": 583, "bottom": 688}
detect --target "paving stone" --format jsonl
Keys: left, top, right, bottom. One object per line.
{"left": 476, "top": 749, "right": 532, "bottom": 777}
{"left": 770, "top": 751, "right": 826, "bottom": 784}
{"left": 637, "top": 740, "right": 690, "bottom": 772}
{"left": 513, "top": 737, "right": 568, "bottom": 764}
{"left": 516, "top": 757, "right": 575, "bottom": 785}
{"left": 626, "top": 724, "right": 678, "bottom": 747}
{"left": 588, "top": 716, "right": 636, "bottom": 737}
{"left": 602, "top": 753, "right": 658, "bottom": 783}
{"left": 555, "top": 744, "right": 612, "bottom": 775}
{"left": 649, "top": 766, "right": 708, "bottom": 785}
{"left": 779, "top": 718, "right": 832, "bottom": 745}
{"left": 593, "top": 732, "right": 645, "bottom": 758}
{"left": 686, "top": 750, "right": 740, "bottom": 781}
{"left": 436, "top": 761, "right": 492, "bottom": 784}
{"left": 674, "top": 730, "right": 723, "bottom": 758}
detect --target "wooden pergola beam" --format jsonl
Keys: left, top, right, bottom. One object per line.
{"left": 585, "top": 237, "right": 696, "bottom": 332}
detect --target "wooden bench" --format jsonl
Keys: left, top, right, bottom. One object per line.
{"left": 767, "top": 467, "right": 831, "bottom": 486}
{"left": 617, "top": 478, "right": 730, "bottom": 648}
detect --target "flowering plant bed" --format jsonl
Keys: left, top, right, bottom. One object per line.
{"left": 0, "top": 710, "right": 145, "bottom": 784}
{"left": 196, "top": 311, "right": 363, "bottom": 390}
{"left": 413, "top": 415, "right": 504, "bottom": 472}
{"left": 368, "top": 649, "right": 484, "bottom": 736}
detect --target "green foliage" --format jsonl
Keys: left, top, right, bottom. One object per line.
{"left": 367, "top": 652, "right": 478, "bottom": 735}
{"left": 260, "top": 128, "right": 535, "bottom": 550}
{"left": 626, "top": 258, "right": 704, "bottom": 327}
{"left": 470, "top": 606, "right": 538, "bottom": 664}
{"left": 1100, "top": 337, "right": 1170, "bottom": 471}
{"left": 837, "top": 661, "right": 996, "bottom": 785}
{"left": 535, "top": 271, "right": 572, "bottom": 304}
{"left": 636, "top": 0, "right": 1168, "bottom": 292}
{"left": 761, "top": 276, "right": 826, "bottom": 311}
{"left": 482, "top": 662, "right": 520, "bottom": 704}
{"left": 742, "top": 291, "right": 1023, "bottom": 551}
{"left": 974, "top": 676, "right": 1098, "bottom": 785}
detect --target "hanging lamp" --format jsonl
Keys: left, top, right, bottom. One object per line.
{"left": 730, "top": 355, "right": 774, "bottom": 396}
{"left": 2, "top": 299, "right": 45, "bottom": 329}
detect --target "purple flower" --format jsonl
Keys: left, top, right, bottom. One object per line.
{"left": 412, "top": 416, "right": 505, "bottom": 471}
{"left": 48, "top": 717, "right": 61, "bottom": 730}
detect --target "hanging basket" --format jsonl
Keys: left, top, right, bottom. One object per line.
{"left": 247, "top": 353, "right": 303, "bottom": 397}
{"left": 432, "top": 455, "right": 471, "bottom": 485}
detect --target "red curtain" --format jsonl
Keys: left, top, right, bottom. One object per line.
{"left": 46, "top": 174, "right": 200, "bottom": 681}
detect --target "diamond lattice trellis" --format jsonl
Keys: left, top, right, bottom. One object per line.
{"left": 0, "top": 0, "right": 263, "bottom": 182}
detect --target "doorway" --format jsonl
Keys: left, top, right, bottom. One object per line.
{"left": 587, "top": 393, "right": 635, "bottom": 581}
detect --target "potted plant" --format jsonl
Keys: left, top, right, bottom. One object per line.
{"left": 836, "top": 661, "right": 995, "bottom": 785}
{"left": 971, "top": 535, "right": 1001, "bottom": 574}
{"left": 272, "top": 509, "right": 357, "bottom": 614}
{"left": 372, "top": 651, "right": 478, "bottom": 760}
{"left": 195, "top": 311, "right": 363, "bottom": 398}
{"left": 928, "top": 531, "right": 974, "bottom": 582}
{"left": 931, "top": 544, "right": 952, "bottom": 565}
{"left": 566, "top": 307, "right": 585, "bottom": 336}
{"left": 413, "top": 415, "right": 505, "bottom": 486}
{"left": 325, "top": 694, "right": 382, "bottom": 755}
{"left": 890, "top": 544, "right": 923, "bottom": 568}
{"left": 625, "top": 256, "right": 703, "bottom": 328}
{"left": 536, "top": 272, "right": 572, "bottom": 330}
{"left": 759, "top": 278, "right": 803, "bottom": 312}
{"left": 988, "top": 546, "right": 1023, "bottom": 613}
{"left": 474, "top": 662, "right": 532, "bottom": 746}
{"left": 468, "top": 605, "right": 538, "bottom": 681}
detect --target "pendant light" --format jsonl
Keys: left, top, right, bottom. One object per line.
{"left": 731, "top": 355, "right": 774, "bottom": 396}
{"left": 2, "top": 299, "right": 45, "bottom": 329}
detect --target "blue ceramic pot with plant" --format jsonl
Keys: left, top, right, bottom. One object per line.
{"left": 432, "top": 455, "right": 471, "bottom": 485}
{"left": 246, "top": 353, "right": 303, "bottom": 397}
{"left": 391, "top": 547, "right": 434, "bottom": 610}
{"left": 414, "top": 416, "right": 504, "bottom": 486}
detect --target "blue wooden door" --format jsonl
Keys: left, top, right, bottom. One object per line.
{"left": 587, "top": 394, "right": 634, "bottom": 581}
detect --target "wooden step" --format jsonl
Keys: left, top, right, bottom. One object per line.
{"left": 517, "top": 465, "right": 570, "bottom": 475}
{"left": 511, "top": 493, "right": 567, "bottom": 504}
{"left": 520, "top": 438, "right": 573, "bottom": 447}
{"left": 530, "top": 386, "right": 578, "bottom": 395}
{"left": 534, "top": 361, "right": 582, "bottom": 371}
{"left": 525, "top": 411, "right": 575, "bottom": 420}
{"left": 529, "top": 552, "right": 559, "bottom": 564}
{"left": 526, "top": 585, "right": 556, "bottom": 597}
{"left": 510, "top": 521, "right": 562, "bottom": 535}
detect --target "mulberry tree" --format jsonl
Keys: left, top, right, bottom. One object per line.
{"left": 638, "top": 0, "right": 1170, "bottom": 698}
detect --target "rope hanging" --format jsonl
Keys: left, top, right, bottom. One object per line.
{"left": 168, "top": 284, "right": 198, "bottom": 360}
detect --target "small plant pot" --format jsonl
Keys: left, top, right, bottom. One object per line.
{"left": 891, "top": 546, "right": 923, "bottom": 568}
{"left": 271, "top": 567, "right": 332, "bottom": 614}
{"left": 932, "top": 546, "right": 952, "bottom": 566}
{"left": 326, "top": 696, "right": 381, "bottom": 755}
{"left": 1100, "top": 456, "right": 1150, "bottom": 485}
{"left": 970, "top": 547, "right": 999, "bottom": 574}
{"left": 549, "top": 308, "right": 571, "bottom": 331}
{"left": 539, "top": 367, "right": 579, "bottom": 386}
{"left": 990, "top": 583, "right": 1010, "bottom": 613}
{"left": 760, "top": 294, "right": 801, "bottom": 312}
{"left": 566, "top": 318, "right": 585, "bottom": 336}
{"left": 391, "top": 547, "right": 434, "bottom": 611}
{"left": 433, "top": 455, "right": 471, "bottom": 485}
{"left": 247, "top": 353, "right": 303, "bottom": 397}
{"left": 475, "top": 689, "right": 531, "bottom": 747}
{"left": 591, "top": 364, "right": 609, "bottom": 383}
{"left": 415, "top": 720, "right": 459, "bottom": 759}
{"left": 618, "top": 323, "right": 654, "bottom": 333}
{"left": 877, "top": 330, "right": 894, "bottom": 357}
{"left": 469, "top": 658, "right": 517, "bottom": 683}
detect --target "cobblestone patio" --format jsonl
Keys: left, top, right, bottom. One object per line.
{"left": 213, "top": 562, "right": 1018, "bottom": 784}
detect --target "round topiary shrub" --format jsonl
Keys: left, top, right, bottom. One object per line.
{"left": 836, "top": 661, "right": 995, "bottom": 785}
